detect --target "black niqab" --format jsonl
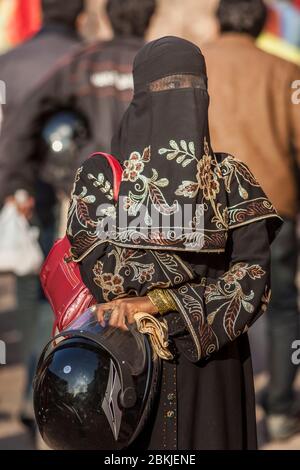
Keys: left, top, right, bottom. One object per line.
{"left": 111, "top": 36, "right": 219, "bottom": 252}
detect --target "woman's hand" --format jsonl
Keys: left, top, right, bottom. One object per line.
{"left": 95, "top": 296, "right": 159, "bottom": 330}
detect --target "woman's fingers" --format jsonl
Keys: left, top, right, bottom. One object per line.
{"left": 117, "top": 314, "right": 128, "bottom": 331}
{"left": 93, "top": 299, "right": 140, "bottom": 330}
{"left": 108, "top": 306, "right": 119, "bottom": 327}
{"left": 119, "top": 303, "right": 137, "bottom": 327}
{"left": 94, "top": 303, "right": 115, "bottom": 327}
{"left": 126, "top": 310, "right": 137, "bottom": 325}
{"left": 108, "top": 306, "right": 127, "bottom": 331}
{"left": 107, "top": 303, "right": 130, "bottom": 330}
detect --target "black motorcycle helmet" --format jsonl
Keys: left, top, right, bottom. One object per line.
{"left": 38, "top": 110, "right": 89, "bottom": 193}
{"left": 33, "top": 309, "right": 161, "bottom": 450}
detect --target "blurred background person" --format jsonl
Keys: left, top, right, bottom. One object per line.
{"left": 0, "top": 0, "right": 85, "bottom": 437}
{"left": 0, "top": 0, "right": 84, "bottom": 130}
{"left": 0, "top": 0, "right": 157, "bottom": 202}
{"left": 203, "top": 0, "right": 300, "bottom": 440}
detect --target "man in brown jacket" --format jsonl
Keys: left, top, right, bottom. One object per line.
{"left": 204, "top": 0, "right": 300, "bottom": 440}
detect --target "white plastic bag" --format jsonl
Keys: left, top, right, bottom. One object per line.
{"left": 0, "top": 202, "right": 44, "bottom": 276}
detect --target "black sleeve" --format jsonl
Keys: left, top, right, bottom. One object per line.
{"left": 168, "top": 219, "right": 271, "bottom": 362}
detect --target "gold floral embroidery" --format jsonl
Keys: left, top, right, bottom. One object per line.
{"left": 88, "top": 172, "right": 114, "bottom": 200}
{"left": 68, "top": 135, "right": 279, "bottom": 256}
{"left": 171, "top": 285, "right": 219, "bottom": 359}
{"left": 158, "top": 139, "right": 197, "bottom": 166}
{"left": 122, "top": 146, "right": 178, "bottom": 221}
{"left": 173, "top": 137, "right": 227, "bottom": 230}
{"left": 122, "top": 148, "right": 149, "bottom": 182}
{"left": 205, "top": 262, "right": 266, "bottom": 340}
{"left": 111, "top": 247, "right": 156, "bottom": 283}
{"left": 93, "top": 260, "right": 125, "bottom": 301}
{"left": 67, "top": 166, "right": 116, "bottom": 248}
{"left": 197, "top": 152, "right": 220, "bottom": 201}
{"left": 261, "top": 286, "right": 271, "bottom": 314}
{"left": 112, "top": 137, "right": 279, "bottom": 251}
{"left": 92, "top": 246, "right": 157, "bottom": 301}
{"left": 220, "top": 155, "right": 260, "bottom": 200}
{"left": 91, "top": 244, "right": 197, "bottom": 302}
{"left": 170, "top": 139, "right": 279, "bottom": 238}
{"left": 67, "top": 186, "right": 97, "bottom": 237}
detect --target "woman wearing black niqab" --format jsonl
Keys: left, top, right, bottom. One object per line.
{"left": 67, "top": 37, "right": 282, "bottom": 450}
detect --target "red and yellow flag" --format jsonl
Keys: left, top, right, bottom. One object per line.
{"left": 0, "top": 0, "right": 41, "bottom": 51}
{"left": 8, "top": 0, "right": 41, "bottom": 46}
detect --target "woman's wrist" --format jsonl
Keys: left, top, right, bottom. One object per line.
{"left": 147, "top": 289, "right": 177, "bottom": 316}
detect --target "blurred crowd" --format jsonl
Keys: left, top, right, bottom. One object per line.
{"left": 0, "top": 0, "right": 300, "bottom": 449}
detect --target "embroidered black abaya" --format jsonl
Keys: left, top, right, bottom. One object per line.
{"left": 66, "top": 37, "right": 282, "bottom": 450}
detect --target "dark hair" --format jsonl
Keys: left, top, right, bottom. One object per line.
{"left": 217, "top": 0, "right": 268, "bottom": 38}
{"left": 106, "top": 0, "right": 156, "bottom": 38}
{"left": 41, "top": 0, "right": 84, "bottom": 26}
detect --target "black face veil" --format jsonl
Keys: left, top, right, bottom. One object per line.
{"left": 112, "top": 36, "right": 210, "bottom": 160}
{"left": 110, "top": 36, "right": 224, "bottom": 252}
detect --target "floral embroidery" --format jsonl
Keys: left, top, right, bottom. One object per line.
{"left": 168, "top": 139, "right": 279, "bottom": 239}
{"left": 108, "top": 136, "right": 280, "bottom": 252}
{"left": 122, "top": 146, "right": 178, "bottom": 222}
{"left": 88, "top": 172, "right": 114, "bottom": 200}
{"left": 93, "top": 261, "right": 125, "bottom": 301}
{"left": 67, "top": 165, "right": 116, "bottom": 253}
{"left": 153, "top": 251, "right": 194, "bottom": 285}
{"left": 171, "top": 285, "right": 219, "bottom": 360}
{"left": 90, "top": 244, "right": 197, "bottom": 302}
{"left": 113, "top": 247, "right": 155, "bottom": 283}
{"left": 92, "top": 246, "right": 156, "bottom": 300}
{"left": 198, "top": 156, "right": 220, "bottom": 200}
{"left": 261, "top": 286, "right": 271, "bottom": 314}
{"left": 67, "top": 185, "right": 97, "bottom": 237}
{"left": 169, "top": 261, "right": 269, "bottom": 360}
{"left": 158, "top": 139, "right": 197, "bottom": 167}
{"left": 122, "top": 149, "right": 149, "bottom": 182}
{"left": 136, "top": 265, "right": 155, "bottom": 283}
{"left": 65, "top": 151, "right": 274, "bottom": 364}
{"left": 220, "top": 155, "right": 260, "bottom": 200}
{"left": 174, "top": 138, "right": 227, "bottom": 230}
{"left": 204, "top": 262, "right": 266, "bottom": 341}
{"left": 68, "top": 140, "right": 279, "bottom": 257}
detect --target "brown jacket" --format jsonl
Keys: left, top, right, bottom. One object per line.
{"left": 203, "top": 33, "right": 300, "bottom": 218}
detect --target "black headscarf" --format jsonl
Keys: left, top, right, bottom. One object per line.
{"left": 112, "top": 35, "right": 211, "bottom": 180}
{"left": 111, "top": 36, "right": 219, "bottom": 252}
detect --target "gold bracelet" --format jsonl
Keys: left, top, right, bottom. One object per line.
{"left": 147, "top": 289, "right": 177, "bottom": 316}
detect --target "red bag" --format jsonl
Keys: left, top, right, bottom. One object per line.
{"left": 40, "top": 153, "right": 123, "bottom": 334}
